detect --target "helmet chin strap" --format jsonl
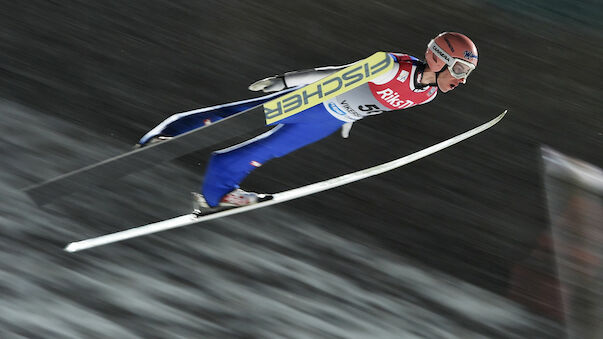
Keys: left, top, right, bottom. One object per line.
{"left": 417, "top": 64, "right": 443, "bottom": 89}
{"left": 433, "top": 69, "right": 445, "bottom": 91}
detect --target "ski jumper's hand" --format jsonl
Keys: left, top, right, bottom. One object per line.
{"left": 248, "top": 76, "right": 287, "bottom": 92}
{"left": 341, "top": 122, "right": 353, "bottom": 138}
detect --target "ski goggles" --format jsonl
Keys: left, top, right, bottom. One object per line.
{"left": 428, "top": 40, "right": 476, "bottom": 79}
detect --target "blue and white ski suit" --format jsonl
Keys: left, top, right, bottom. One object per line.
{"left": 140, "top": 53, "right": 439, "bottom": 206}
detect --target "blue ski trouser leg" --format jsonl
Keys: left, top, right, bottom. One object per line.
{"left": 201, "top": 104, "right": 345, "bottom": 206}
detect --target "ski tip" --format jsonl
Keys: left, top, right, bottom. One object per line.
{"left": 495, "top": 109, "right": 508, "bottom": 122}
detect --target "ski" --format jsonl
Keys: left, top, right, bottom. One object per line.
{"left": 24, "top": 52, "right": 394, "bottom": 206}
{"left": 64, "top": 110, "right": 507, "bottom": 253}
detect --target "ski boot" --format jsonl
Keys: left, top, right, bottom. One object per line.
{"left": 192, "top": 189, "right": 272, "bottom": 216}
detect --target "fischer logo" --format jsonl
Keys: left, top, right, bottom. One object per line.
{"left": 376, "top": 88, "right": 414, "bottom": 109}
{"left": 265, "top": 52, "right": 392, "bottom": 122}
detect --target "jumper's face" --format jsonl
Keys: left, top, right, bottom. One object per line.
{"left": 437, "top": 69, "right": 467, "bottom": 93}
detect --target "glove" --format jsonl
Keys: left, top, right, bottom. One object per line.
{"left": 341, "top": 122, "right": 353, "bottom": 138}
{"left": 248, "top": 75, "right": 287, "bottom": 92}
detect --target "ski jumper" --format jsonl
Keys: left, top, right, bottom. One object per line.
{"left": 201, "top": 53, "right": 438, "bottom": 206}
{"left": 139, "top": 53, "right": 439, "bottom": 206}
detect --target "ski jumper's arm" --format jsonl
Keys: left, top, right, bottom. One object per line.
{"left": 248, "top": 63, "right": 356, "bottom": 93}
{"left": 248, "top": 63, "right": 358, "bottom": 138}
{"left": 249, "top": 53, "right": 415, "bottom": 93}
